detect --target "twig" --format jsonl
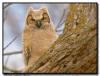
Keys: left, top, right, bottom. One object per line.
{"left": 55, "top": 9, "right": 66, "bottom": 30}
{"left": 3, "top": 34, "right": 19, "bottom": 50}
{"left": 4, "top": 51, "right": 22, "bottom": 56}
{"left": 56, "top": 29, "right": 63, "bottom": 32}
{"left": 5, "top": 56, "right": 9, "bottom": 65}
{"left": 3, "top": 3, "right": 13, "bottom": 9}
{"left": 3, "top": 65, "right": 23, "bottom": 73}
{"left": 4, "top": 10, "right": 9, "bottom": 23}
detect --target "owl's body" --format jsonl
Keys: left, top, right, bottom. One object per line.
{"left": 22, "top": 7, "right": 58, "bottom": 69}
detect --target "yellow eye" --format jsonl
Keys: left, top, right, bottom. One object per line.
{"left": 42, "top": 13, "right": 50, "bottom": 22}
{"left": 27, "top": 15, "right": 35, "bottom": 25}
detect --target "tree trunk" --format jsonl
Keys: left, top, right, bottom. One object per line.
{"left": 24, "top": 3, "right": 97, "bottom": 73}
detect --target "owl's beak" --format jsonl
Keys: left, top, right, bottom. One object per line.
{"left": 36, "top": 21, "right": 41, "bottom": 28}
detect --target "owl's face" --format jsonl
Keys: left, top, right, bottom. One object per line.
{"left": 26, "top": 7, "right": 51, "bottom": 29}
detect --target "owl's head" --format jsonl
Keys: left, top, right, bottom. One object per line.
{"left": 25, "top": 6, "right": 52, "bottom": 29}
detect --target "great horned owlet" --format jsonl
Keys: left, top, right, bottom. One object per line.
{"left": 22, "top": 7, "right": 58, "bottom": 69}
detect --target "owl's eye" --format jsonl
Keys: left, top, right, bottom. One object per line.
{"left": 31, "top": 18, "right": 35, "bottom": 21}
{"left": 42, "top": 13, "right": 50, "bottom": 23}
{"left": 27, "top": 15, "right": 35, "bottom": 25}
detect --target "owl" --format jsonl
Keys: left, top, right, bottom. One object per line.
{"left": 22, "top": 6, "right": 58, "bottom": 69}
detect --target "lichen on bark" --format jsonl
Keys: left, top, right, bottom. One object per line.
{"left": 24, "top": 3, "right": 97, "bottom": 73}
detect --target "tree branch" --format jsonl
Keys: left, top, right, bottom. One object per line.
{"left": 3, "top": 3, "right": 13, "bottom": 9}
{"left": 3, "top": 34, "right": 19, "bottom": 50}
{"left": 4, "top": 51, "right": 22, "bottom": 56}
{"left": 5, "top": 56, "right": 9, "bottom": 65}
{"left": 24, "top": 4, "right": 97, "bottom": 73}
{"left": 55, "top": 9, "right": 66, "bottom": 30}
{"left": 56, "top": 29, "right": 63, "bottom": 32}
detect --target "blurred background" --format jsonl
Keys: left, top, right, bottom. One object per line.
{"left": 3, "top": 3, "right": 70, "bottom": 73}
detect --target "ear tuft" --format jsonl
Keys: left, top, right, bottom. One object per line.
{"left": 40, "top": 6, "right": 47, "bottom": 11}
{"left": 28, "top": 7, "right": 34, "bottom": 11}
{"left": 27, "top": 7, "right": 34, "bottom": 14}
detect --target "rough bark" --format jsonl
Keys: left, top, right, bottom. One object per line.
{"left": 24, "top": 3, "right": 97, "bottom": 73}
